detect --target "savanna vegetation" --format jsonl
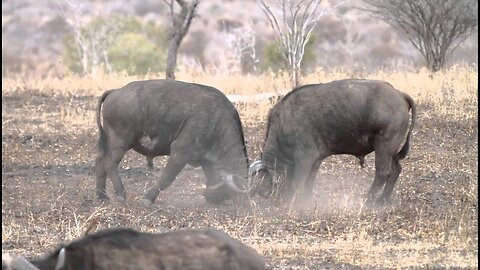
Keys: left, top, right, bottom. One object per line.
{"left": 2, "top": 64, "right": 477, "bottom": 269}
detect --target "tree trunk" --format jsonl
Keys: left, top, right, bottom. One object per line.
{"left": 426, "top": 52, "right": 445, "bottom": 73}
{"left": 164, "top": 0, "right": 198, "bottom": 80}
{"left": 290, "top": 66, "right": 300, "bottom": 88}
{"left": 290, "top": 53, "right": 301, "bottom": 88}
{"left": 166, "top": 37, "right": 181, "bottom": 80}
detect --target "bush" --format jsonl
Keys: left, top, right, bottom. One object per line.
{"left": 261, "top": 42, "right": 285, "bottom": 72}
{"left": 108, "top": 33, "right": 165, "bottom": 74}
{"left": 260, "top": 36, "right": 317, "bottom": 73}
{"left": 62, "top": 14, "right": 167, "bottom": 75}
{"left": 62, "top": 35, "right": 84, "bottom": 74}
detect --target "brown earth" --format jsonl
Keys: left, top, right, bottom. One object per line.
{"left": 1, "top": 89, "right": 478, "bottom": 269}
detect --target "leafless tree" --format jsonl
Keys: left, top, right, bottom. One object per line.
{"left": 256, "top": 0, "right": 348, "bottom": 87}
{"left": 363, "top": 0, "right": 478, "bottom": 72}
{"left": 234, "top": 22, "right": 259, "bottom": 74}
{"left": 225, "top": 22, "right": 258, "bottom": 74}
{"left": 163, "top": 0, "right": 199, "bottom": 79}
{"left": 57, "top": 0, "right": 90, "bottom": 75}
{"left": 57, "top": 0, "right": 118, "bottom": 76}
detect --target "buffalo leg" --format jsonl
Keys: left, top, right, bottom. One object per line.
{"left": 143, "top": 154, "right": 187, "bottom": 204}
{"left": 275, "top": 165, "right": 294, "bottom": 202}
{"left": 290, "top": 160, "right": 316, "bottom": 206}
{"left": 290, "top": 148, "right": 319, "bottom": 206}
{"left": 104, "top": 147, "right": 128, "bottom": 200}
{"left": 202, "top": 163, "right": 219, "bottom": 187}
{"left": 202, "top": 164, "right": 228, "bottom": 204}
{"left": 95, "top": 128, "right": 131, "bottom": 201}
{"left": 95, "top": 155, "right": 108, "bottom": 200}
{"left": 304, "top": 158, "right": 323, "bottom": 202}
{"left": 271, "top": 162, "right": 287, "bottom": 198}
{"left": 376, "top": 157, "right": 402, "bottom": 206}
{"left": 146, "top": 156, "right": 154, "bottom": 169}
{"left": 365, "top": 150, "right": 392, "bottom": 208}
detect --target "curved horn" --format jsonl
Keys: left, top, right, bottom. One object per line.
{"left": 54, "top": 248, "right": 66, "bottom": 270}
{"left": 248, "top": 160, "right": 263, "bottom": 180}
{"left": 207, "top": 161, "right": 267, "bottom": 196}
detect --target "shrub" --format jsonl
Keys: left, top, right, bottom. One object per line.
{"left": 62, "top": 14, "right": 167, "bottom": 75}
{"left": 261, "top": 42, "right": 285, "bottom": 72}
{"left": 260, "top": 36, "right": 316, "bottom": 73}
{"left": 108, "top": 33, "right": 165, "bottom": 74}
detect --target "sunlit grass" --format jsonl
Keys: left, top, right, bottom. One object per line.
{"left": 3, "top": 64, "right": 477, "bottom": 124}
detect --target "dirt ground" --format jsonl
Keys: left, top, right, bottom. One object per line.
{"left": 2, "top": 89, "right": 478, "bottom": 269}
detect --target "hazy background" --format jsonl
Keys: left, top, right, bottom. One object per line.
{"left": 2, "top": 0, "right": 478, "bottom": 76}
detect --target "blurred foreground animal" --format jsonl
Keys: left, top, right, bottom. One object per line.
{"left": 249, "top": 79, "right": 416, "bottom": 208}
{"left": 2, "top": 228, "right": 266, "bottom": 270}
{"left": 95, "top": 79, "right": 253, "bottom": 206}
{"left": 2, "top": 253, "right": 38, "bottom": 270}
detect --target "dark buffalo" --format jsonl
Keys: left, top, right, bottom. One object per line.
{"left": 95, "top": 79, "right": 250, "bottom": 205}
{"left": 3, "top": 228, "right": 266, "bottom": 270}
{"left": 2, "top": 253, "right": 38, "bottom": 270}
{"left": 250, "top": 79, "right": 416, "bottom": 207}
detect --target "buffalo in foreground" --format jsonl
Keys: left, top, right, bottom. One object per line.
{"left": 95, "top": 79, "right": 251, "bottom": 205}
{"left": 250, "top": 79, "right": 416, "bottom": 207}
{"left": 2, "top": 253, "right": 38, "bottom": 270}
{"left": 3, "top": 228, "right": 266, "bottom": 270}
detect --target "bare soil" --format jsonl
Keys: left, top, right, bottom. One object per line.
{"left": 2, "top": 89, "right": 478, "bottom": 269}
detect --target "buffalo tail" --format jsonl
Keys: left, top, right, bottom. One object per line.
{"left": 96, "top": 90, "right": 114, "bottom": 157}
{"left": 398, "top": 93, "right": 416, "bottom": 159}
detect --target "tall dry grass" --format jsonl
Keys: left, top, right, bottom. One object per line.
{"left": 2, "top": 64, "right": 477, "bottom": 123}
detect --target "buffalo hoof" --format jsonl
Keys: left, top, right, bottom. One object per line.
{"left": 363, "top": 198, "right": 391, "bottom": 210}
{"left": 144, "top": 188, "right": 160, "bottom": 202}
{"left": 257, "top": 186, "right": 273, "bottom": 199}
{"left": 96, "top": 191, "right": 109, "bottom": 201}
{"left": 204, "top": 190, "right": 227, "bottom": 205}
{"left": 141, "top": 198, "right": 153, "bottom": 207}
{"left": 96, "top": 196, "right": 109, "bottom": 202}
{"left": 374, "top": 198, "right": 392, "bottom": 208}
{"left": 363, "top": 199, "right": 375, "bottom": 210}
{"left": 204, "top": 196, "right": 226, "bottom": 205}
{"left": 113, "top": 195, "right": 126, "bottom": 204}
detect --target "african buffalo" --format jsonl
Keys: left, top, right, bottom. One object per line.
{"left": 250, "top": 79, "right": 416, "bottom": 207}
{"left": 2, "top": 253, "right": 38, "bottom": 270}
{"left": 95, "top": 79, "right": 251, "bottom": 205}
{"left": 3, "top": 228, "right": 266, "bottom": 270}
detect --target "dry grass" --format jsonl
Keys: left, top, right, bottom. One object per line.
{"left": 3, "top": 64, "right": 477, "bottom": 123}
{"left": 2, "top": 65, "right": 478, "bottom": 269}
